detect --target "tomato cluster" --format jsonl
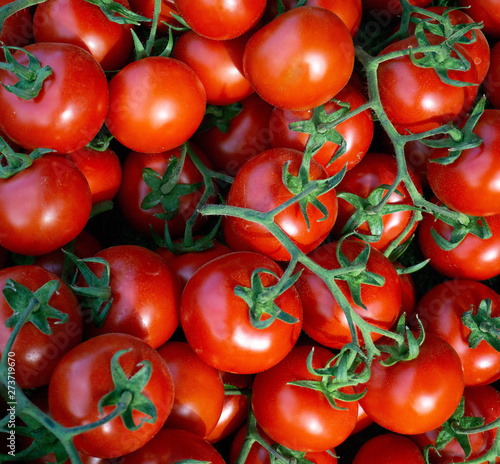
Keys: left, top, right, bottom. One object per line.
{"left": 1, "top": 0, "right": 500, "bottom": 463}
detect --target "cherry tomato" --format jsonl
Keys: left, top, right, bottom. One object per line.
{"left": 352, "top": 433, "right": 425, "bottom": 464}
{"left": 0, "top": 0, "right": 32, "bottom": 61}
{"left": 458, "top": 0, "right": 500, "bottom": 39}
{"left": 485, "top": 41, "right": 500, "bottom": 109}
{"left": 243, "top": 6, "right": 354, "bottom": 111}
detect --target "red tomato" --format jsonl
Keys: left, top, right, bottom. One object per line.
{"left": 180, "top": 251, "right": 303, "bottom": 374}
{"left": 173, "top": 30, "right": 253, "bottom": 105}
{"left": 458, "top": 0, "right": 500, "bottom": 39}
{"left": 294, "top": 240, "right": 401, "bottom": 349}
{"left": 485, "top": 41, "right": 500, "bottom": 109}
{"left": 413, "top": 279, "right": 500, "bottom": 386}
{"left": 173, "top": 0, "right": 266, "bottom": 40}
{"left": 269, "top": 82, "right": 374, "bottom": 177}
{"left": 0, "top": 43, "right": 109, "bottom": 153}
{"left": 418, "top": 206, "right": 500, "bottom": 280}
{"left": 352, "top": 433, "right": 425, "bottom": 464}
{"left": 82, "top": 245, "right": 181, "bottom": 349}
{"left": 0, "top": 265, "right": 82, "bottom": 389}
{"left": 118, "top": 428, "right": 226, "bottom": 463}
{"left": 65, "top": 147, "right": 122, "bottom": 205}
{"left": 225, "top": 148, "right": 338, "bottom": 261}
{"left": 192, "top": 93, "right": 274, "bottom": 175}
{"left": 251, "top": 344, "right": 358, "bottom": 452}
{"left": 332, "top": 152, "right": 422, "bottom": 252}
{"left": 105, "top": 57, "right": 206, "bottom": 153}
{"left": 427, "top": 109, "right": 500, "bottom": 217}
{"left": 357, "top": 333, "right": 465, "bottom": 435}
{"left": 157, "top": 341, "right": 225, "bottom": 438}
{"left": 0, "top": 155, "right": 92, "bottom": 256}
{"left": 49, "top": 333, "right": 174, "bottom": 458}
{"left": 0, "top": 0, "right": 32, "bottom": 61}
{"left": 243, "top": 6, "right": 354, "bottom": 111}
{"left": 33, "top": 0, "right": 134, "bottom": 71}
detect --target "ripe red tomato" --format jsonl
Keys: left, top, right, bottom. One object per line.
{"left": 33, "top": 0, "right": 134, "bottom": 71}
{"left": 458, "top": 0, "right": 500, "bottom": 39}
{"left": 180, "top": 251, "right": 303, "bottom": 374}
{"left": 81, "top": 245, "right": 181, "bottom": 349}
{"left": 0, "top": 43, "right": 109, "bottom": 153}
{"left": 0, "top": 265, "right": 82, "bottom": 389}
{"left": 173, "top": 30, "right": 254, "bottom": 105}
{"left": 173, "top": 0, "right": 266, "bottom": 40}
{"left": 485, "top": 41, "right": 500, "bottom": 109}
{"left": 225, "top": 148, "right": 338, "bottom": 261}
{"left": 0, "top": 0, "right": 32, "bottom": 61}
{"left": 243, "top": 6, "right": 354, "bottom": 111}
{"left": 251, "top": 344, "right": 358, "bottom": 452}
{"left": 352, "top": 433, "right": 425, "bottom": 464}
{"left": 0, "top": 155, "right": 92, "bottom": 256}
{"left": 157, "top": 341, "right": 225, "bottom": 438}
{"left": 294, "top": 240, "right": 401, "bottom": 349}
{"left": 269, "top": 82, "right": 374, "bottom": 177}
{"left": 413, "top": 279, "right": 500, "bottom": 386}
{"left": 48, "top": 333, "right": 174, "bottom": 458}
{"left": 105, "top": 56, "right": 206, "bottom": 153}
{"left": 357, "top": 333, "right": 465, "bottom": 435}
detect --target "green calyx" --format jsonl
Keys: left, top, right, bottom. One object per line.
{"left": 197, "top": 102, "right": 243, "bottom": 134}
{"left": 462, "top": 298, "right": 500, "bottom": 352}
{"left": 0, "top": 136, "right": 53, "bottom": 178}
{"left": 83, "top": 0, "right": 151, "bottom": 25}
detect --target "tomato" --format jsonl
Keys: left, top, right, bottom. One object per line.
{"left": 362, "top": 0, "right": 432, "bottom": 15}
{"left": 0, "top": 155, "right": 92, "bottom": 256}
{"left": 418, "top": 204, "right": 500, "bottom": 280}
{"left": 127, "top": 0, "right": 180, "bottom": 35}
{"left": 0, "top": 43, "right": 109, "bottom": 153}
{"left": 173, "top": 0, "right": 266, "bottom": 40}
{"left": 426, "top": 109, "right": 500, "bottom": 217}
{"left": 0, "top": 0, "right": 32, "bottom": 61}
{"left": 351, "top": 403, "right": 373, "bottom": 435}
{"left": 251, "top": 344, "right": 358, "bottom": 452}
{"left": 458, "top": 0, "right": 500, "bottom": 39}
{"left": 294, "top": 240, "right": 401, "bottom": 349}
{"left": 268, "top": 82, "right": 374, "bottom": 177}
{"left": 412, "top": 279, "right": 500, "bottom": 386}
{"left": 180, "top": 251, "right": 303, "bottom": 374}
{"left": 65, "top": 147, "right": 122, "bottom": 205}
{"left": 243, "top": 6, "right": 354, "bottom": 111}
{"left": 357, "top": 333, "right": 465, "bottom": 435}
{"left": 105, "top": 56, "right": 206, "bottom": 153}
{"left": 81, "top": 245, "right": 181, "bottom": 349}
{"left": 118, "top": 428, "right": 226, "bottom": 463}
{"left": 485, "top": 41, "right": 500, "bottom": 109}
{"left": 192, "top": 93, "right": 274, "bottom": 175}
{"left": 332, "top": 152, "right": 422, "bottom": 252}
{"left": 352, "top": 433, "right": 425, "bottom": 464}
{"left": 412, "top": 385, "right": 500, "bottom": 464}
{"left": 116, "top": 146, "right": 212, "bottom": 240}
{"left": 49, "top": 333, "right": 174, "bottom": 458}
{"left": 377, "top": 35, "right": 479, "bottom": 135}
{"left": 224, "top": 148, "right": 338, "bottom": 261}
{"left": 0, "top": 265, "right": 82, "bottom": 389}
{"left": 157, "top": 341, "right": 225, "bottom": 438}
{"left": 173, "top": 30, "right": 253, "bottom": 105}
{"left": 33, "top": 0, "right": 134, "bottom": 71}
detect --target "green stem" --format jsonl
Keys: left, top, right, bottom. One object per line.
{"left": 0, "top": 0, "right": 47, "bottom": 33}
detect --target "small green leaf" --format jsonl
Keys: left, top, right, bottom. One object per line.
{"left": 462, "top": 299, "right": 500, "bottom": 352}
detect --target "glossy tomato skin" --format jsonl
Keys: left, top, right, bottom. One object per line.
{"left": 352, "top": 433, "right": 425, "bottom": 464}
{"left": 458, "top": 0, "right": 500, "bottom": 39}
{"left": 105, "top": 57, "right": 206, "bottom": 153}
{"left": 157, "top": 341, "right": 225, "bottom": 438}
{"left": 427, "top": 110, "right": 500, "bottom": 217}
{"left": 357, "top": 333, "right": 465, "bottom": 435}
{"left": 82, "top": 245, "right": 181, "bottom": 349}
{"left": 0, "top": 155, "right": 92, "bottom": 256}
{"left": 332, "top": 152, "right": 422, "bottom": 251}
{"left": 65, "top": 147, "right": 122, "bottom": 205}
{"left": 269, "top": 82, "right": 374, "bottom": 177}
{"left": 243, "top": 6, "right": 354, "bottom": 111}
{"left": 33, "top": 0, "right": 134, "bottom": 71}
{"left": 192, "top": 93, "right": 274, "bottom": 175}
{"left": 119, "top": 428, "right": 226, "bottom": 463}
{"left": 0, "top": 0, "right": 32, "bottom": 61}
{"left": 173, "top": 30, "right": 253, "bottom": 105}
{"left": 225, "top": 148, "right": 338, "bottom": 262}
{"left": 173, "top": 0, "right": 266, "bottom": 40}
{"left": 251, "top": 344, "right": 358, "bottom": 452}
{"left": 0, "top": 265, "right": 82, "bottom": 389}
{"left": 180, "top": 252, "right": 303, "bottom": 374}
{"left": 418, "top": 206, "right": 500, "bottom": 280}
{"left": 294, "top": 240, "right": 401, "bottom": 349}
{"left": 412, "top": 279, "right": 500, "bottom": 386}
{"left": 0, "top": 43, "right": 109, "bottom": 153}
{"left": 49, "top": 333, "right": 174, "bottom": 458}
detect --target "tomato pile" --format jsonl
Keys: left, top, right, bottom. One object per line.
{"left": 1, "top": 0, "right": 500, "bottom": 462}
